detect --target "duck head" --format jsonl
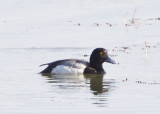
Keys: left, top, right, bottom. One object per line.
{"left": 90, "top": 48, "right": 116, "bottom": 69}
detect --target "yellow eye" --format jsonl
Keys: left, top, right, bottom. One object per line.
{"left": 100, "top": 52, "right": 103, "bottom": 55}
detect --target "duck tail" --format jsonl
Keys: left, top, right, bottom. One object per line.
{"left": 39, "top": 63, "right": 49, "bottom": 67}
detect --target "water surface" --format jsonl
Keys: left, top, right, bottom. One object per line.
{"left": 0, "top": 0, "right": 160, "bottom": 114}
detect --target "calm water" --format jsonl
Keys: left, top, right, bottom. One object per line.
{"left": 0, "top": 46, "right": 160, "bottom": 114}
{"left": 0, "top": 0, "right": 160, "bottom": 114}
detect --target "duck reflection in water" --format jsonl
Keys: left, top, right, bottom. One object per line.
{"left": 84, "top": 74, "right": 107, "bottom": 95}
{"left": 41, "top": 73, "right": 113, "bottom": 95}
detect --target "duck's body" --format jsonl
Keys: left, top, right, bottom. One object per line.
{"left": 40, "top": 48, "right": 115, "bottom": 75}
{"left": 40, "top": 59, "right": 89, "bottom": 74}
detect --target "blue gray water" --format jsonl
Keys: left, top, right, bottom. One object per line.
{"left": 0, "top": 0, "right": 160, "bottom": 114}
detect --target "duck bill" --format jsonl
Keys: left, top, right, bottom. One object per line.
{"left": 106, "top": 56, "right": 116, "bottom": 64}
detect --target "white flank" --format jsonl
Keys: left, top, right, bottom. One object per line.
{"left": 51, "top": 64, "right": 86, "bottom": 75}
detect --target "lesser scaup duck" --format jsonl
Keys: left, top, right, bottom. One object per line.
{"left": 40, "top": 48, "right": 116, "bottom": 75}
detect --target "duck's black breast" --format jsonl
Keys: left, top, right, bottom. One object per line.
{"left": 83, "top": 67, "right": 97, "bottom": 74}
{"left": 84, "top": 67, "right": 106, "bottom": 74}
{"left": 40, "top": 59, "right": 89, "bottom": 74}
